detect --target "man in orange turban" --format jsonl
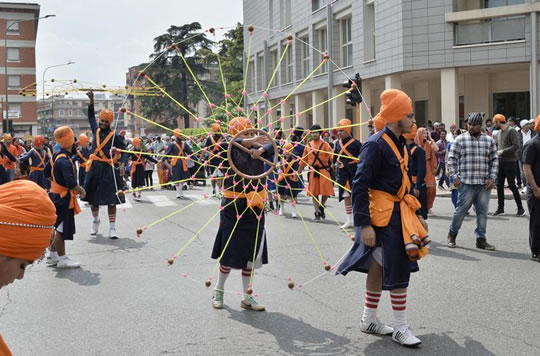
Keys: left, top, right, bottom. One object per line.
{"left": 522, "top": 115, "right": 540, "bottom": 261}
{"left": 204, "top": 122, "right": 226, "bottom": 196}
{"left": 0, "top": 180, "right": 56, "bottom": 355}
{"left": 163, "top": 128, "right": 193, "bottom": 199}
{"left": 43, "top": 126, "right": 86, "bottom": 268}
{"left": 0, "top": 135, "right": 18, "bottom": 185}
{"left": 128, "top": 137, "right": 157, "bottom": 201}
{"left": 84, "top": 91, "right": 128, "bottom": 239}
{"left": 334, "top": 118, "right": 362, "bottom": 228}
{"left": 18, "top": 135, "right": 50, "bottom": 190}
{"left": 337, "top": 89, "right": 427, "bottom": 347}
{"left": 1, "top": 134, "right": 17, "bottom": 182}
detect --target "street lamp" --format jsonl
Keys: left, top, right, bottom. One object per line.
{"left": 40, "top": 61, "right": 75, "bottom": 133}
{"left": 3, "top": 14, "right": 55, "bottom": 134}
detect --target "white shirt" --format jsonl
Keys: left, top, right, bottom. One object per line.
{"left": 522, "top": 130, "right": 532, "bottom": 145}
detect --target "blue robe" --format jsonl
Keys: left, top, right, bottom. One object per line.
{"left": 164, "top": 139, "right": 193, "bottom": 182}
{"left": 19, "top": 148, "right": 50, "bottom": 189}
{"left": 0, "top": 142, "right": 17, "bottom": 185}
{"left": 334, "top": 136, "right": 362, "bottom": 201}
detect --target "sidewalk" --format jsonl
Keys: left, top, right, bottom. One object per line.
{"left": 436, "top": 186, "right": 528, "bottom": 200}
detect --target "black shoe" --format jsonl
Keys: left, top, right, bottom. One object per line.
{"left": 516, "top": 208, "right": 526, "bottom": 217}
{"left": 319, "top": 206, "right": 326, "bottom": 220}
{"left": 269, "top": 202, "right": 275, "bottom": 211}
{"left": 447, "top": 232, "right": 457, "bottom": 248}
{"left": 531, "top": 254, "right": 540, "bottom": 262}
{"left": 314, "top": 212, "right": 321, "bottom": 221}
{"left": 476, "top": 240, "right": 496, "bottom": 251}
{"left": 492, "top": 209, "right": 505, "bottom": 216}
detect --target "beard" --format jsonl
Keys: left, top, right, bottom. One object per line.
{"left": 398, "top": 120, "right": 411, "bottom": 133}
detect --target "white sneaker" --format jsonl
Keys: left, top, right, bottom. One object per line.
{"left": 278, "top": 206, "right": 285, "bottom": 216}
{"left": 46, "top": 254, "right": 59, "bottom": 267}
{"left": 212, "top": 289, "right": 224, "bottom": 309}
{"left": 241, "top": 296, "right": 265, "bottom": 311}
{"left": 360, "top": 319, "right": 393, "bottom": 335}
{"left": 291, "top": 209, "right": 297, "bottom": 219}
{"left": 392, "top": 325, "right": 422, "bottom": 347}
{"left": 56, "top": 256, "right": 81, "bottom": 269}
{"left": 341, "top": 220, "right": 353, "bottom": 229}
{"left": 108, "top": 227, "right": 119, "bottom": 239}
{"left": 91, "top": 218, "right": 100, "bottom": 235}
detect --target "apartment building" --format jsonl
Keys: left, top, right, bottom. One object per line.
{"left": 0, "top": 2, "right": 40, "bottom": 135}
{"left": 243, "top": 0, "right": 540, "bottom": 139}
{"left": 37, "top": 93, "right": 127, "bottom": 136}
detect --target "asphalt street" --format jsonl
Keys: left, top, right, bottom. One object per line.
{"left": 1, "top": 182, "right": 538, "bottom": 355}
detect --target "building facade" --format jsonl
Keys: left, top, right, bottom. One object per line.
{"left": 243, "top": 0, "right": 540, "bottom": 139}
{"left": 37, "top": 93, "right": 127, "bottom": 136}
{"left": 0, "top": 2, "right": 40, "bottom": 135}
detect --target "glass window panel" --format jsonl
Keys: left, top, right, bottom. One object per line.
{"left": 7, "top": 48, "right": 20, "bottom": 61}
{"left": 491, "top": 16, "right": 525, "bottom": 42}
{"left": 7, "top": 75, "right": 20, "bottom": 88}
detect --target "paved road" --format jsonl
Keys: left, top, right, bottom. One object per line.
{"left": 1, "top": 183, "right": 538, "bottom": 355}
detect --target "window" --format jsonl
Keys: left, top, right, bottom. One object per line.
{"left": 281, "top": 42, "right": 293, "bottom": 84}
{"left": 7, "top": 48, "right": 20, "bottom": 62}
{"left": 340, "top": 18, "right": 353, "bottom": 67}
{"left": 485, "top": 0, "right": 524, "bottom": 8}
{"left": 6, "top": 20, "right": 19, "bottom": 34}
{"left": 279, "top": 0, "right": 292, "bottom": 29}
{"left": 59, "top": 109, "right": 65, "bottom": 117}
{"left": 363, "top": 0, "right": 375, "bottom": 61}
{"left": 249, "top": 60, "right": 255, "bottom": 92}
{"left": 68, "top": 110, "right": 73, "bottom": 116}
{"left": 7, "top": 75, "right": 20, "bottom": 89}
{"left": 256, "top": 53, "right": 264, "bottom": 91}
{"left": 269, "top": 0, "right": 274, "bottom": 30}
{"left": 300, "top": 36, "right": 310, "bottom": 78}
{"left": 316, "top": 27, "right": 328, "bottom": 73}
{"left": 312, "top": 0, "right": 329, "bottom": 12}
{"left": 455, "top": 16, "right": 525, "bottom": 45}
{"left": 493, "top": 92, "right": 530, "bottom": 119}
{"left": 270, "top": 49, "right": 278, "bottom": 87}
{"left": 8, "top": 103, "right": 21, "bottom": 118}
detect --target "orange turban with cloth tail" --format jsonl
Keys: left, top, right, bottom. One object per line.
{"left": 132, "top": 137, "right": 141, "bottom": 148}
{"left": 78, "top": 134, "right": 89, "bottom": 146}
{"left": 54, "top": 126, "right": 75, "bottom": 149}
{"left": 373, "top": 116, "right": 385, "bottom": 132}
{"left": 337, "top": 119, "right": 352, "bottom": 134}
{"left": 229, "top": 117, "right": 253, "bottom": 135}
{"left": 535, "top": 115, "right": 540, "bottom": 132}
{"left": 0, "top": 180, "right": 56, "bottom": 261}
{"left": 33, "top": 135, "right": 44, "bottom": 147}
{"left": 374, "top": 89, "right": 413, "bottom": 124}
{"left": 99, "top": 109, "right": 114, "bottom": 123}
{"left": 493, "top": 114, "right": 506, "bottom": 123}
{"left": 402, "top": 124, "right": 418, "bottom": 141}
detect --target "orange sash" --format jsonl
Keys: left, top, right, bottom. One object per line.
{"left": 50, "top": 153, "right": 81, "bottom": 215}
{"left": 369, "top": 133, "right": 429, "bottom": 261}
{"left": 30, "top": 148, "right": 46, "bottom": 172}
{"left": 209, "top": 136, "right": 222, "bottom": 158}
{"left": 86, "top": 129, "right": 117, "bottom": 172}
{"left": 77, "top": 150, "right": 88, "bottom": 168}
{"left": 337, "top": 138, "right": 359, "bottom": 168}
{"left": 410, "top": 146, "right": 418, "bottom": 184}
{"left": 0, "top": 334, "right": 12, "bottom": 356}
{"left": 223, "top": 189, "right": 267, "bottom": 209}
{"left": 130, "top": 153, "right": 145, "bottom": 178}
{"left": 171, "top": 141, "right": 188, "bottom": 171}
{"left": 278, "top": 159, "right": 297, "bottom": 182}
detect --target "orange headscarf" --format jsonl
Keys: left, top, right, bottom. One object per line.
{"left": 373, "top": 116, "right": 385, "bottom": 132}
{"left": 415, "top": 127, "right": 428, "bottom": 147}
{"left": 132, "top": 137, "right": 141, "bottom": 148}
{"left": 99, "top": 109, "right": 114, "bottom": 123}
{"left": 403, "top": 124, "right": 418, "bottom": 141}
{"left": 33, "top": 135, "right": 44, "bottom": 147}
{"left": 78, "top": 134, "right": 89, "bottom": 146}
{"left": 229, "top": 117, "right": 253, "bottom": 135}
{"left": 337, "top": 118, "right": 352, "bottom": 134}
{"left": 54, "top": 126, "right": 74, "bottom": 149}
{"left": 493, "top": 114, "right": 506, "bottom": 123}
{"left": 0, "top": 180, "right": 56, "bottom": 261}
{"left": 374, "top": 89, "right": 412, "bottom": 124}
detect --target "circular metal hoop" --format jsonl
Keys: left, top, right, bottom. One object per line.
{"left": 226, "top": 128, "right": 279, "bottom": 180}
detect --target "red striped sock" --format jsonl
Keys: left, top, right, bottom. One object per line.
{"left": 216, "top": 264, "right": 231, "bottom": 290}
{"left": 242, "top": 268, "right": 252, "bottom": 297}
{"left": 362, "top": 290, "right": 381, "bottom": 322}
{"left": 345, "top": 205, "right": 353, "bottom": 215}
{"left": 219, "top": 265, "right": 231, "bottom": 274}
{"left": 390, "top": 291, "right": 407, "bottom": 328}
{"left": 108, "top": 214, "right": 116, "bottom": 223}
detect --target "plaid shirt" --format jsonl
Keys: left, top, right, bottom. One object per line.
{"left": 448, "top": 132, "right": 498, "bottom": 185}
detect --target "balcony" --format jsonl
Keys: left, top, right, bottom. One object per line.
{"left": 455, "top": 16, "right": 525, "bottom": 46}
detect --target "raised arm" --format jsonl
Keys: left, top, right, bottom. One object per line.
{"left": 87, "top": 91, "right": 97, "bottom": 133}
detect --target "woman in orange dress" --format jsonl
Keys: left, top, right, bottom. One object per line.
{"left": 416, "top": 127, "right": 438, "bottom": 215}
{"left": 299, "top": 124, "right": 335, "bottom": 221}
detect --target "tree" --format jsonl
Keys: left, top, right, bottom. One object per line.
{"left": 218, "top": 23, "right": 244, "bottom": 103}
{"left": 141, "top": 22, "right": 214, "bottom": 128}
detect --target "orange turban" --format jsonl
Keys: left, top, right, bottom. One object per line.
{"left": 493, "top": 114, "right": 506, "bottom": 123}
{"left": 54, "top": 126, "right": 74, "bottom": 149}
{"left": 99, "top": 109, "right": 114, "bottom": 123}
{"left": 337, "top": 119, "right": 352, "bottom": 134}
{"left": 403, "top": 124, "right": 418, "bottom": 141}
{"left": 374, "top": 89, "right": 412, "bottom": 124}
{"left": 282, "top": 142, "right": 293, "bottom": 153}
{"left": 132, "top": 137, "right": 141, "bottom": 148}
{"left": 373, "top": 116, "right": 385, "bottom": 132}
{"left": 0, "top": 180, "right": 56, "bottom": 261}
{"left": 211, "top": 123, "right": 220, "bottom": 133}
{"left": 173, "top": 129, "right": 182, "bottom": 138}
{"left": 78, "top": 134, "right": 89, "bottom": 146}
{"left": 33, "top": 135, "right": 44, "bottom": 147}
{"left": 2, "top": 133, "right": 11, "bottom": 141}
{"left": 535, "top": 115, "right": 540, "bottom": 132}
{"left": 229, "top": 117, "right": 253, "bottom": 135}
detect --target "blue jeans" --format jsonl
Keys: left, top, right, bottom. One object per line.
{"left": 449, "top": 184, "right": 491, "bottom": 240}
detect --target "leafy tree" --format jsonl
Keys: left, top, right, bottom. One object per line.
{"left": 218, "top": 23, "right": 244, "bottom": 104}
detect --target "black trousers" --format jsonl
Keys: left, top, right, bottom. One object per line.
{"left": 528, "top": 195, "right": 540, "bottom": 255}
{"left": 145, "top": 170, "right": 153, "bottom": 186}
{"left": 497, "top": 161, "right": 523, "bottom": 210}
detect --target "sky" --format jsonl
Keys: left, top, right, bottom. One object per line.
{"left": 21, "top": 0, "right": 243, "bottom": 94}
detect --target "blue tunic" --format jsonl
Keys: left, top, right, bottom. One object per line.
{"left": 277, "top": 157, "right": 300, "bottom": 198}
{"left": 204, "top": 134, "right": 225, "bottom": 170}
{"left": 83, "top": 104, "right": 128, "bottom": 206}
{"left": 73, "top": 147, "right": 92, "bottom": 185}
{"left": 44, "top": 149, "right": 78, "bottom": 240}
{"left": 0, "top": 142, "right": 17, "bottom": 185}
{"left": 164, "top": 139, "right": 193, "bottom": 182}
{"left": 337, "top": 127, "right": 419, "bottom": 290}
{"left": 19, "top": 148, "right": 50, "bottom": 189}
{"left": 409, "top": 143, "right": 428, "bottom": 219}
{"left": 334, "top": 136, "right": 362, "bottom": 201}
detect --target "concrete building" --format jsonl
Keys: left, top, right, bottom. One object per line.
{"left": 243, "top": 0, "right": 540, "bottom": 139}
{"left": 0, "top": 2, "right": 40, "bottom": 135}
{"left": 37, "top": 93, "right": 127, "bottom": 136}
